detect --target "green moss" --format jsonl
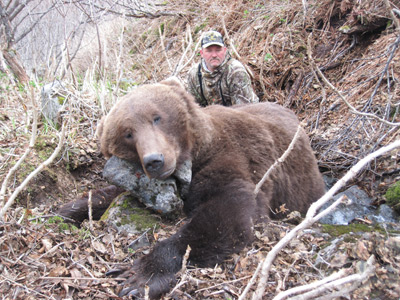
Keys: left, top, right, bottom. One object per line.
{"left": 47, "top": 216, "right": 78, "bottom": 233}
{"left": 58, "top": 222, "right": 71, "bottom": 232}
{"left": 120, "top": 207, "right": 159, "bottom": 231}
{"left": 57, "top": 96, "right": 66, "bottom": 105}
{"left": 78, "top": 228, "right": 91, "bottom": 240}
{"left": 321, "top": 223, "right": 377, "bottom": 237}
{"left": 17, "top": 164, "right": 36, "bottom": 181}
{"left": 34, "top": 136, "right": 57, "bottom": 156}
{"left": 48, "top": 216, "right": 64, "bottom": 223}
{"left": 385, "top": 181, "right": 400, "bottom": 213}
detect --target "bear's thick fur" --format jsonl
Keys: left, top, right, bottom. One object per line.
{"left": 99, "top": 78, "right": 326, "bottom": 298}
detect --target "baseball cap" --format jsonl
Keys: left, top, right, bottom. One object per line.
{"left": 201, "top": 31, "right": 225, "bottom": 49}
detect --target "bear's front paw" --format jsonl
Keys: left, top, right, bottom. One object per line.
{"left": 106, "top": 265, "right": 176, "bottom": 299}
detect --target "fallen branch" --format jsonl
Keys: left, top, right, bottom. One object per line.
{"left": 0, "top": 122, "right": 67, "bottom": 221}
{"left": 239, "top": 139, "right": 400, "bottom": 300}
{"left": 40, "top": 276, "right": 126, "bottom": 281}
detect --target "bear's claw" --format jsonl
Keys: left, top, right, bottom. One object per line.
{"left": 105, "top": 268, "right": 125, "bottom": 277}
{"left": 120, "top": 286, "right": 140, "bottom": 297}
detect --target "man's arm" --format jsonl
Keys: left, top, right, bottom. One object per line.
{"left": 227, "top": 61, "right": 259, "bottom": 105}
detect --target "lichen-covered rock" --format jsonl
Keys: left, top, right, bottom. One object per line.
{"left": 103, "top": 156, "right": 191, "bottom": 216}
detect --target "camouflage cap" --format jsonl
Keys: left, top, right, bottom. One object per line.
{"left": 201, "top": 31, "right": 225, "bottom": 49}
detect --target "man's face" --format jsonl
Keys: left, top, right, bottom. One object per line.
{"left": 200, "top": 45, "right": 227, "bottom": 72}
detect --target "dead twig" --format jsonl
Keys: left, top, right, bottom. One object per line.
{"left": 169, "top": 245, "right": 192, "bottom": 295}
{"left": 195, "top": 275, "right": 252, "bottom": 293}
{"left": 88, "top": 190, "right": 93, "bottom": 231}
{"left": 40, "top": 276, "right": 126, "bottom": 281}
{"left": 254, "top": 123, "right": 303, "bottom": 196}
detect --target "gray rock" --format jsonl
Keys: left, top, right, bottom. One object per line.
{"left": 103, "top": 156, "right": 191, "bottom": 215}
{"left": 41, "top": 81, "right": 67, "bottom": 124}
{"left": 318, "top": 185, "right": 399, "bottom": 225}
{"left": 374, "top": 204, "right": 399, "bottom": 224}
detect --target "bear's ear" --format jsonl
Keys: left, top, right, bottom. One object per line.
{"left": 161, "top": 76, "right": 185, "bottom": 90}
{"left": 96, "top": 116, "right": 106, "bottom": 140}
{"left": 97, "top": 116, "right": 112, "bottom": 159}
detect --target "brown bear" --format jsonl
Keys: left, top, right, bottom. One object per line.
{"left": 99, "top": 77, "right": 326, "bottom": 299}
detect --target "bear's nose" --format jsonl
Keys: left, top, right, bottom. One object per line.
{"left": 143, "top": 153, "right": 164, "bottom": 173}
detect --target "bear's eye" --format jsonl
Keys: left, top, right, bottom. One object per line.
{"left": 125, "top": 132, "right": 133, "bottom": 139}
{"left": 153, "top": 116, "right": 161, "bottom": 125}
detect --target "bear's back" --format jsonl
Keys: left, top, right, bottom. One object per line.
{"left": 200, "top": 102, "right": 325, "bottom": 216}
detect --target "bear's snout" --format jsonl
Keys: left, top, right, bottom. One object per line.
{"left": 143, "top": 153, "right": 165, "bottom": 175}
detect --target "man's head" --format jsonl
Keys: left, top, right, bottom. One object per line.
{"left": 200, "top": 31, "right": 227, "bottom": 72}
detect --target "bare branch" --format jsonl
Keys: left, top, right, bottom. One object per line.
{"left": 176, "top": 29, "right": 203, "bottom": 74}
{"left": 0, "top": 2, "right": 14, "bottom": 46}
{"left": 76, "top": 1, "right": 181, "bottom": 19}
{"left": 8, "top": 0, "right": 25, "bottom": 22}
{"left": 14, "top": 2, "right": 57, "bottom": 44}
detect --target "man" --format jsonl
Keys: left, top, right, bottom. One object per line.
{"left": 187, "top": 30, "right": 259, "bottom": 106}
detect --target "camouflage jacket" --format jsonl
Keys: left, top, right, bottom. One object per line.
{"left": 187, "top": 54, "right": 259, "bottom": 106}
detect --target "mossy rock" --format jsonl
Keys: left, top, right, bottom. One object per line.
{"left": 101, "top": 192, "right": 161, "bottom": 234}
{"left": 385, "top": 181, "right": 400, "bottom": 214}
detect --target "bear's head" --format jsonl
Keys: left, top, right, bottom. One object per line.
{"left": 98, "top": 77, "right": 195, "bottom": 180}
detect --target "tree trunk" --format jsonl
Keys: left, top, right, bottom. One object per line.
{"left": 2, "top": 49, "right": 29, "bottom": 84}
